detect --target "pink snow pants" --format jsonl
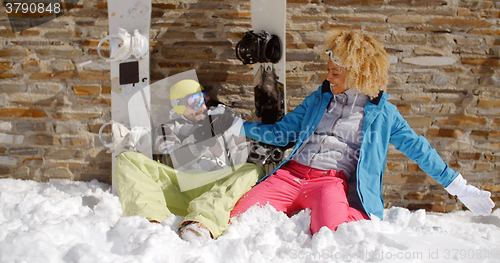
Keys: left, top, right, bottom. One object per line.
{"left": 230, "top": 160, "right": 369, "bottom": 234}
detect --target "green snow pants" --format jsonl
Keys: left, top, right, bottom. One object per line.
{"left": 113, "top": 151, "right": 264, "bottom": 238}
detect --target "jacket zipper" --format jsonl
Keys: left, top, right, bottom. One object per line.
{"left": 308, "top": 94, "right": 347, "bottom": 167}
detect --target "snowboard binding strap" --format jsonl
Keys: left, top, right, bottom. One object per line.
{"left": 98, "top": 28, "right": 149, "bottom": 62}
{"left": 236, "top": 30, "right": 282, "bottom": 65}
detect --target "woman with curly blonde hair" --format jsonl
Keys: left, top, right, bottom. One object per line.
{"left": 230, "top": 30, "right": 493, "bottom": 234}
{"left": 324, "top": 30, "right": 389, "bottom": 99}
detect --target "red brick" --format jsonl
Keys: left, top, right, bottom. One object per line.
{"left": 395, "top": 104, "right": 412, "bottom": 113}
{"left": 71, "top": 40, "right": 105, "bottom": 47}
{"left": 407, "top": 203, "right": 457, "bottom": 213}
{"left": 0, "top": 48, "right": 30, "bottom": 57}
{"left": 158, "top": 62, "right": 195, "bottom": 68}
{"left": 0, "top": 29, "right": 16, "bottom": 37}
{"left": 19, "top": 30, "right": 40, "bottom": 36}
{"left": 405, "top": 117, "right": 432, "bottom": 128}
{"left": 218, "top": 12, "right": 251, "bottom": 19}
{"left": 22, "top": 59, "right": 41, "bottom": 72}
{"left": 88, "top": 123, "right": 108, "bottom": 134}
{"left": 469, "top": 29, "right": 500, "bottom": 35}
{"left": 161, "top": 47, "right": 217, "bottom": 60}
{"left": 35, "top": 49, "right": 83, "bottom": 58}
{"left": 383, "top": 173, "right": 437, "bottom": 185}
{"left": 173, "top": 41, "right": 232, "bottom": 47}
{"left": 489, "top": 132, "right": 500, "bottom": 139}
{"left": 470, "top": 130, "right": 488, "bottom": 139}
{"left": 60, "top": 137, "right": 89, "bottom": 147}
{"left": 30, "top": 72, "right": 76, "bottom": 80}
{"left": 388, "top": 0, "right": 447, "bottom": 7}
{"left": 320, "top": 23, "right": 358, "bottom": 30}
{"left": 474, "top": 162, "right": 492, "bottom": 170}
{"left": 494, "top": 118, "right": 500, "bottom": 126}
{"left": 77, "top": 72, "right": 110, "bottom": 81}
{"left": 101, "top": 85, "right": 111, "bottom": 94}
{"left": 483, "top": 185, "right": 500, "bottom": 192}
{"left": 45, "top": 148, "right": 83, "bottom": 158}
{"left": 427, "top": 128, "right": 463, "bottom": 138}
{"left": 455, "top": 152, "right": 481, "bottom": 160}
{"left": 0, "top": 108, "right": 46, "bottom": 118}
{"left": 405, "top": 193, "right": 445, "bottom": 202}
{"left": 77, "top": 98, "right": 111, "bottom": 105}
{"left": 406, "top": 27, "right": 451, "bottom": 33}
{"left": 387, "top": 161, "right": 404, "bottom": 170}
{"left": 331, "top": 16, "right": 386, "bottom": 23}
{"left": 152, "top": 3, "right": 176, "bottom": 9}
{"left": 435, "top": 115, "right": 487, "bottom": 126}
{"left": 30, "top": 135, "right": 60, "bottom": 146}
{"left": 23, "top": 158, "right": 44, "bottom": 166}
{"left": 51, "top": 110, "right": 102, "bottom": 119}
{"left": 12, "top": 97, "right": 67, "bottom": 107}
{"left": 88, "top": 48, "right": 109, "bottom": 57}
{"left": 431, "top": 18, "right": 492, "bottom": 27}
{"left": 0, "top": 61, "right": 13, "bottom": 71}
{"left": 93, "top": 3, "right": 107, "bottom": 9}
{"left": 43, "top": 167, "right": 74, "bottom": 180}
{"left": 462, "top": 58, "right": 500, "bottom": 67}
{"left": 0, "top": 72, "right": 21, "bottom": 79}
{"left": 477, "top": 98, "right": 500, "bottom": 108}
{"left": 364, "top": 26, "right": 391, "bottom": 32}
{"left": 407, "top": 163, "right": 423, "bottom": 172}
{"left": 73, "top": 85, "right": 101, "bottom": 96}
{"left": 323, "top": 0, "right": 384, "bottom": 6}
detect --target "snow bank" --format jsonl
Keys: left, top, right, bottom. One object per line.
{"left": 0, "top": 178, "right": 499, "bottom": 263}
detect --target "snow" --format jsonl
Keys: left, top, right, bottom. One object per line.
{"left": 1, "top": 178, "right": 499, "bottom": 263}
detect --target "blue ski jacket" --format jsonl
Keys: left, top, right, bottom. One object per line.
{"left": 242, "top": 80, "right": 459, "bottom": 219}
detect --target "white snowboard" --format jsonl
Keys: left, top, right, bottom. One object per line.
{"left": 250, "top": 0, "right": 287, "bottom": 171}
{"left": 105, "top": 0, "right": 152, "bottom": 193}
{"left": 251, "top": 0, "right": 287, "bottom": 113}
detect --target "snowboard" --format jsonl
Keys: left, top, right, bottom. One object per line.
{"left": 102, "top": 0, "right": 152, "bottom": 192}
{"left": 249, "top": 0, "right": 288, "bottom": 169}
{"left": 251, "top": 0, "right": 287, "bottom": 114}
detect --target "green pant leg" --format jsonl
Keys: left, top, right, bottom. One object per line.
{"left": 113, "top": 151, "right": 193, "bottom": 222}
{"left": 182, "top": 162, "right": 265, "bottom": 238}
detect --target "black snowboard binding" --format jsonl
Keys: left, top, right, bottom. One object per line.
{"left": 247, "top": 65, "right": 293, "bottom": 165}
{"left": 235, "top": 30, "right": 281, "bottom": 65}
{"left": 236, "top": 30, "right": 292, "bottom": 165}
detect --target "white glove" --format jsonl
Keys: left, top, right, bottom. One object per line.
{"left": 207, "top": 104, "right": 226, "bottom": 115}
{"left": 227, "top": 117, "right": 246, "bottom": 136}
{"left": 99, "top": 121, "right": 150, "bottom": 153}
{"left": 445, "top": 174, "right": 495, "bottom": 216}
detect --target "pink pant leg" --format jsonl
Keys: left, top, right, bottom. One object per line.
{"left": 296, "top": 174, "right": 369, "bottom": 234}
{"left": 346, "top": 207, "right": 370, "bottom": 222}
{"left": 230, "top": 163, "right": 370, "bottom": 234}
{"left": 296, "top": 176, "right": 350, "bottom": 234}
{"left": 230, "top": 168, "right": 301, "bottom": 219}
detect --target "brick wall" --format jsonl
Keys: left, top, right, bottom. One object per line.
{"left": 0, "top": 0, "right": 498, "bottom": 213}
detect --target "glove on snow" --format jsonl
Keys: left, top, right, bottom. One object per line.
{"left": 445, "top": 174, "right": 495, "bottom": 216}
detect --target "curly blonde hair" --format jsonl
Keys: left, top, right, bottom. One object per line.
{"left": 324, "top": 30, "right": 389, "bottom": 99}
